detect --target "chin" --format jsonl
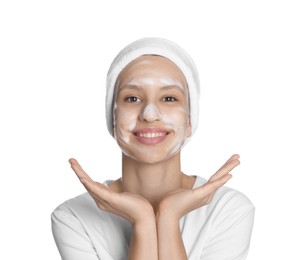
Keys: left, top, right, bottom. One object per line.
{"left": 123, "top": 148, "right": 181, "bottom": 165}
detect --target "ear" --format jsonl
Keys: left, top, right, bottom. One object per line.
{"left": 186, "top": 116, "right": 192, "bottom": 137}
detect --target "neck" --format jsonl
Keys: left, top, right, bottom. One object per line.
{"left": 120, "top": 152, "right": 184, "bottom": 209}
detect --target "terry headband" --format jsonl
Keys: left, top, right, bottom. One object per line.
{"left": 105, "top": 37, "right": 200, "bottom": 139}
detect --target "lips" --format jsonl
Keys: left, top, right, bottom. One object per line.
{"left": 132, "top": 128, "right": 170, "bottom": 145}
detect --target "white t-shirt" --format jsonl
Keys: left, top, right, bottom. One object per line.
{"left": 51, "top": 176, "right": 255, "bottom": 260}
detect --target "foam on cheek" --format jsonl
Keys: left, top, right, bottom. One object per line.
{"left": 113, "top": 103, "right": 137, "bottom": 144}
{"left": 113, "top": 101, "right": 147, "bottom": 158}
{"left": 161, "top": 107, "right": 189, "bottom": 156}
{"left": 161, "top": 107, "right": 187, "bottom": 129}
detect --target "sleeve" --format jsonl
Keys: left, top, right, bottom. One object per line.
{"left": 51, "top": 205, "right": 100, "bottom": 260}
{"left": 200, "top": 192, "right": 255, "bottom": 260}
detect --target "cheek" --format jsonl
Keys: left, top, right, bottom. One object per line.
{"left": 161, "top": 107, "right": 189, "bottom": 132}
{"left": 113, "top": 106, "right": 138, "bottom": 136}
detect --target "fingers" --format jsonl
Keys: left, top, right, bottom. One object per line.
{"left": 210, "top": 173, "right": 232, "bottom": 189}
{"left": 80, "top": 178, "right": 111, "bottom": 200}
{"left": 209, "top": 154, "right": 240, "bottom": 182}
{"left": 194, "top": 154, "right": 239, "bottom": 199}
{"left": 195, "top": 172, "right": 232, "bottom": 196}
{"left": 68, "top": 158, "right": 110, "bottom": 199}
{"left": 95, "top": 181, "right": 111, "bottom": 192}
{"left": 69, "top": 158, "right": 93, "bottom": 182}
{"left": 219, "top": 154, "right": 240, "bottom": 172}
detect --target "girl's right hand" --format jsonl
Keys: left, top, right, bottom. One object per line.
{"left": 69, "top": 158, "right": 155, "bottom": 225}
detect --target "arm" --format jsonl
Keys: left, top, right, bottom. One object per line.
{"left": 128, "top": 214, "right": 158, "bottom": 260}
{"left": 156, "top": 213, "right": 187, "bottom": 259}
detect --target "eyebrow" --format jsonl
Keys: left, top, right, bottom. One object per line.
{"left": 119, "top": 84, "right": 140, "bottom": 91}
{"left": 119, "top": 84, "right": 186, "bottom": 93}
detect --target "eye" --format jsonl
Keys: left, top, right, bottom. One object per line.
{"left": 125, "top": 96, "right": 141, "bottom": 103}
{"left": 162, "top": 96, "right": 177, "bottom": 102}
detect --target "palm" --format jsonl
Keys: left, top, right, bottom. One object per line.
{"left": 158, "top": 154, "right": 240, "bottom": 220}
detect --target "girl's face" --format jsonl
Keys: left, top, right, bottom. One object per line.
{"left": 113, "top": 55, "right": 191, "bottom": 164}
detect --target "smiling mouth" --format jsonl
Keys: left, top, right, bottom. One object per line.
{"left": 135, "top": 132, "right": 167, "bottom": 138}
{"left": 132, "top": 128, "right": 170, "bottom": 144}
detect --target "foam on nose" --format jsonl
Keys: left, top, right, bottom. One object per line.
{"left": 142, "top": 104, "right": 161, "bottom": 121}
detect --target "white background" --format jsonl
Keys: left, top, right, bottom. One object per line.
{"left": 1, "top": 0, "right": 304, "bottom": 259}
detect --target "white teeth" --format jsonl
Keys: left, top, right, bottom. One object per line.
{"left": 137, "top": 132, "right": 166, "bottom": 138}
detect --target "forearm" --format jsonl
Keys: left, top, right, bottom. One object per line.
{"left": 157, "top": 214, "right": 187, "bottom": 260}
{"left": 128, "top": 216, "right": 158, "bottom": 260}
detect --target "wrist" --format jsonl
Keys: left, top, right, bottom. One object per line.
{"left": 133, "top": 219, "right": 156, "bottom": 237}
{"left": 132, "top": 212, "right": 157, "bottom": 250}
{"left": 133, "top": 207, "right": 156, "bottom": 227}
{"left": 156, "top": 209, "right": 180, "bottom": 226}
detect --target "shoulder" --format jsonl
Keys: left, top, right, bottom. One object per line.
{"left": 186, "top": 176, "right": 255, "bottom": 259}
{"left": 51, "top": 180, "right": 125, "bottom": 228}
{"left": 51, "top": 191, "right": 129, "bottom": 259}
{"left": 52, "top": 179, "right": 115, "bottom": 220}
{"left": 193, "top": 175, "right": 255, "bottom": 241}
{"left": 51, "top": 192, "right": 98, "bottom": 226}
{"left": 52, "top": 192, "right": 94, "bottom": 215}
{"left": 51, "top": 191, "right": 124, "bottom": 243}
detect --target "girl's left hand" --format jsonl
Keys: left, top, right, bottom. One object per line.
{"left": 156, "top": 154, "right": 240, "bottom": 221}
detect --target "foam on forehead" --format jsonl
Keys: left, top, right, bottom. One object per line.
{"left": 105, "top": 37, "right": 200, "bottom": 141}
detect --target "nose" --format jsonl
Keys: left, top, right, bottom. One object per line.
{"left": 139, "top": 103, "right": 161, "bottom": 123}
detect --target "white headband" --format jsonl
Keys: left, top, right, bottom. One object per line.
{"left": 105, "top": 37, "right": 200, "bottom": 139}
